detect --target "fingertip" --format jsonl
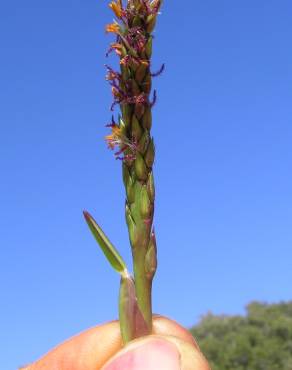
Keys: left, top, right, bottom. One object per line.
{"left": 153, "top": 315, "right": 199, "bottom": 349}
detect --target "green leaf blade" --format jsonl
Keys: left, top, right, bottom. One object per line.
{"left": 83, "top": 210, "right": 127, "bottom": 274}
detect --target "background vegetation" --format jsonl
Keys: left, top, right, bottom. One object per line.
{"left": 191, "top": 302, "right": 292, "bottom": 370}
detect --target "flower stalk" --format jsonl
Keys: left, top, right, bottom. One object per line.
{"left": 106, "top": 0, "right": 162, "bottom": 336}
{"left": 84, "top": 0, "right": 163, "bottom": 345}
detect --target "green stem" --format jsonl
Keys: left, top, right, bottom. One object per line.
{"left": 133, "top": 248, "right": 153, "bottom": 331}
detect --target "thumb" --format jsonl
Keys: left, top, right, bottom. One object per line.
{"left": 101, "top": 336, "right": 180, "bottom": 370}
{"left": 101, "top": 335, "right": 210, "bottom": 370}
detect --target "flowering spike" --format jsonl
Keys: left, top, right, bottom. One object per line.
{"left": 104, "top": 0, "right": 162, "bottom": 340}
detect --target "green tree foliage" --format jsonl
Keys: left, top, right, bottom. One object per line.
{"left": 190, "top": 302, "right": 292, "bottom": 370}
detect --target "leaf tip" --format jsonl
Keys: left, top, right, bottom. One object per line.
{"left": 83, "top": 210, "right": 91, "bottom": 221}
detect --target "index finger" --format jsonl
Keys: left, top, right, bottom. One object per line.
{"left": 23, "top": 316, "right": 200, "bottom": 370}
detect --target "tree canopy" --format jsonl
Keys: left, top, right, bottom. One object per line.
{"left": 190, "top": 301, "right": 292, "bottom": 370}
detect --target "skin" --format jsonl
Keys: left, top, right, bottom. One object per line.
{"left": 21, "top": 316, "right": 210, "bottom": 370}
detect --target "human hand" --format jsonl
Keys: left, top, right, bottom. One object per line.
{"left": 22, "top": 316, "right": 210, "bottom": 370}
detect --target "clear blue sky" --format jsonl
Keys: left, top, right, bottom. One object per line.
{"left": 1, "top": 1, "right": 291, "bottom": 368}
